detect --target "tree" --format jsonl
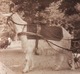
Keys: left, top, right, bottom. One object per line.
{"left": 59, "top": 0, "right": 80, "bottom": 38}
{"left": 10, "top": 0, "right": 56, "bottom": 24}
{"left": 9, "top": 0, "right": 80, "bottom": 38}
{"left": 59, "top": 0, "right": 80, "bottom": 15}
{"left": 0, "top": 0, "right": 16, "bottom": 48}
{"left": 42, "top": 0, "right": 65, "bottom": 26}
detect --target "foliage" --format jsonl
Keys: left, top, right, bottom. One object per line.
{"left": 0, "top": 0, "right": 10, "bottom": 13}
{"left": 11, "top": 0, "right": 55, "bottom": 24}
{"left": 6, "top": 0, "right": 80, "bottom": 38}
{"left": 0, "top": 0, "right": 16, "bottom": 41}
{"left": 42, "top": 0, "right": 65, "bottom": 26}
{"left": 59, "top": 0, "right": 80, "bottom": 15}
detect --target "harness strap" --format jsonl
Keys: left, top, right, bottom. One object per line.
{"left": 18, "top": 32, "right": 73, "bottom": 52}
{"left": 6, "top": 12, "right": 74, "bottom": 52}
{"left": 7, "top": 13, "right": 27, "bottom": 26}
{"left": 22, "top": 25, "right": 26, "bottom": 32}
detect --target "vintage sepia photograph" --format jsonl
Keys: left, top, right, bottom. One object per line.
{"left": 0, "top": 0, "right": 80, "bottom": 74}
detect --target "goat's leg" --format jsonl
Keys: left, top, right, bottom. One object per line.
{"left": 23, "top": 46, "right": 35, "bottom": 73}
{"left": 23, "top": 52, "right": 34, "bottom": 73}
{"left": 55, "top": 54, "right": 64, "bottom": 70}
{"left": 18, "top": 34, "right": 28, "bottom": 53}
{"left": 19, "top": 35, "right": 34, "bottom": 72}
{"left": 71, "top": 53, "right": 75, "bottom": 70}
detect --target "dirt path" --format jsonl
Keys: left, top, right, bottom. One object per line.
{"left": 0, "top": 49, "right": 80, "bottom": 74}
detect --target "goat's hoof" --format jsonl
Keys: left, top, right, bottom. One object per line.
{"left": 71, "top": 68, "right": 75, "bottom": 70}
{"left": 22, "top": 68, "right": 29, "bottom": 73}
{"left": 54, "top": 67, "right": 60, "bottom": 71}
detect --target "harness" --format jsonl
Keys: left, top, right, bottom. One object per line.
{"left": 7, "top": 13, "right": 27, "bottom": 35}
{"left": 6, "top": 12, "right": 79, "bottom": 53}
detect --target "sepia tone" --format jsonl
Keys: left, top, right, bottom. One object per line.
{"left": 0, "top": 0, "right": 80, "bottom": 74}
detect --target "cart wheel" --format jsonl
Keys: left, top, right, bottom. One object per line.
{"left": 68, "top": 59, "right": 72, "bottom": 68}
{"left": 68, "top": 54, "right": 80, "bottom": 69}
{"left": 76, "top": 56, "right": 80, "bottom": 68}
